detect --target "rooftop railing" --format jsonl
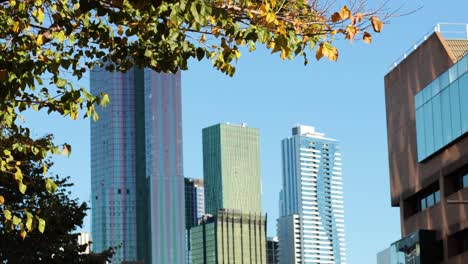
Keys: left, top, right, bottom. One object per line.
{"left": 388, "top": 23, "right": 468, "bottom": 71}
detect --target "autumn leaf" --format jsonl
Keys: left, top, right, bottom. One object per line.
{"left": 363, "top": 32, "right": 372, "bottom": 44}
{"left": 345, "top": 25, "right": 358, "bottom": 43}
{"left": 339, "top": 6, "right": 351, "bottom": 20}
{"left": 371, "top": 16, "right": 383, "bottom": 32}
{"left": 331, "top": 12, "right": 341, "bottom": 22}
{"left": 355, "top": 13, "right": 363, "bottom": 23}
{"left": 0, "top": 196, "right": 4, "bottom": 205}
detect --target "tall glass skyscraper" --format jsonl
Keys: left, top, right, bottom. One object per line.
{"left": 202, "top": 123, "right": 262, "bottom": 215}
{"left": 278, "top": 125, "right": 346, "bottom": 264}
{"left": 91, "top": 68, "right": 185, "bottom": 263}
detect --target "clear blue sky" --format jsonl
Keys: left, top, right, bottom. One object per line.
{"left": 23, "top": 1, "right": 468, "bottom": 263}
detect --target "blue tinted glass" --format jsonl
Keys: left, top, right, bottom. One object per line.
{"left": 432, "top": 94, "right": 443, "bottom": 150}
{"left": 449, "top": 80, "right": 462, "bottom": 138}
{"left": 440, "top": 71, "right": 450, "bottom": 88}
{"left": 441, "top": 88, "right": 453, "bottom": 145}
{"left": 458, "top": 56, "right": 468, "bottom": 76}
{"left": 460, "top": 73, "right": 468, "bottom": 134}
{"left": 434, "top": 190, "right": 440, "bottom": 204}
{"left": 449, "top": 65, "right": 459, "bottom": 83}
{"left": 423, "top": 83, "right": 433, "bottom": 103}
{"left": 432, "top": 78, "right": 441, "bottom": 96}
{"left": 420, "top": 198, "right": 426, "bottom": 210}
{"left": 416, "top": 108, "right": 426, "bottom": 161}
{"left": 415, "top": 92, "right": 423, "bottom": 109}
{"left": 463, "top": 174, "right": 468, "bottom": 188}
{"left": 426, "top": 193, "right": 434, "bottom": 207}
{"left": 424, "top": 101, "right": 435, "bottom": 155}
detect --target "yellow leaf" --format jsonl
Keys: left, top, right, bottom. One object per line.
{"left": 199, "top": 34, "right": 206, "bottom": 44}
{"left": 20, "top": 230, "right": 27, "bottom": 240}
{"left": 280, "top": 48, "right": 288, "bottom": 60}
{"left": 233, "top": 49, "right": 241, "bottom": 59}
{"left": 345, "top": 25, "right": 358, "bottom": 43}
{"left": 363, "top": 32, "right": 372, "bottom": 44}
{"left": 316, "top": 43, "right": 338, "bottom": 61}
{"left": 12, "top": 21, "right": 20, "bottom": 33}
{"left": 209, "top": 16, "right": 216, "bottom": 25}
{"left": 338, "top": 5, "right": 351, "bottom": 20}
{"left": 36, "top": 7, "right": 44, "bottom": 23}
{"left": 270, "top": 0, "right": 276, "bottom": 8}
{"left": 266, "top": 12, "right": 276, "bottom": 24}
{"left": 371, "top": 16, "right": 383, "bottom": 32}
{"left": 316, "top": 44, "right": 325, "bottom": 60}
{"left": 36, "top": 34, "right": 44, "bottom": 46}
{"left": 62, "top": 146, "right": 68, "bottom": 156}
{"left": 0, "top": 196, "right": 4, "bottom": 205}
{"left": 117, "top": 26, "right": 123, "bottom": 36}
{"left": 9, "top": 0, "right": 16, "bottom": 7}
{"left": 355, "top": 13, "right": 363, "bottom": 23}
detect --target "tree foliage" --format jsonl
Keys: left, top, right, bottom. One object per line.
{"left": 0, "top": 137, "right": 114, "bottom": 262}
{"left": 0, "top": 0, "right": 390, "bottom": 233}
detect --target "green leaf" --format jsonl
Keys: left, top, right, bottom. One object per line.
{"left": 19, "top": 182, "right": 27, "bottom": 194}
{"left": 55, "top": 78, "right": 66, "bottom": 88}
{"left": 56, "top": 31, "right": 66, "bottom": 43}
{"left": 100, "top": 93, "right": 110, "bottom": 107}
{"left": 37, "top": 217, "right": 45, "bottom": 233}
{"left": 25, "top": 212, "right": 33, "bottom": 231}
{"left": 45, "top": 178, "right": 58, "bottom": 193}
{"left": 3, "top": 210, "right": 12, "bottom": 220}
{"left": 12, "top": 215, "right": 21, "bottom": 225}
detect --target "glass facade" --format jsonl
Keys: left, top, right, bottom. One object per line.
{"left": 91, "top": 69, "right": 185, "bottom": 263}
{"left": 202, "top": 123, "right": 262, "bottom": 215}
{"left": 278, "top": 125, "right": 346, "bottom": 264}
{"left": 415, "top": 54, "right": 468, "bottom": 161}
{"left": 190, "top": 211, "right": 266, "bottom": 264}
{"left": 389, "top": 230, "right": 439, "bottom": 264}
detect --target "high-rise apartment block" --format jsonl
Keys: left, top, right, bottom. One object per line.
{"left": 91, "top": 68, "right": 185, "bottom": 263}
{"left": 278, "top": 125, "right": 346, "bottom": 264}
{"left": 384, "top": 24, "right": 468, "bottom": 263}
{"left": 202, "top": 123, "right": 262, "bottom": 215}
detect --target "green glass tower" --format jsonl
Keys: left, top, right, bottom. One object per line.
{"left": 202, "top": 123, "right": 262, "bottom": 215}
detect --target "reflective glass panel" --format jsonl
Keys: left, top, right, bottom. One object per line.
{"left": 463, "top": 174, "right": 468, "bottom": 188}
{"left": 432, "top": 95, "right": 443, "bottom": 150}
{"left": 420, "top": 198, "right": 426, "bottom": 210}
{"left": 460, "top": 74, "right": 468, "bottom": 134}
{"left": 441, "top": 88, "right": 453, "bottom": 146}
{"left": 426, "top": 193, "right": 434, "bottom": 207}
{"left": 424, "top": 101, "right": 435, "bottom": 155}
{"left": 449, "top": 80, "right": 462, "bottom": 138}
{"left": 434, "top": 190, "right": 440, "bottom": 204}
{"left": 416, "top": 107, "right": 426, "bottom": 161}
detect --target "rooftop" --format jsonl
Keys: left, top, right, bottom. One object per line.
{"left": 389, "top": 23, "right": 468, "bottom": 71}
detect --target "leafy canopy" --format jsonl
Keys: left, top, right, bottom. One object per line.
{"left": 0, "top": 0, "right": 387, "bottom": 235}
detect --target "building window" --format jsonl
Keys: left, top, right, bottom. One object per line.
{"left": 463, "top": 174, "right": 468, "bottom": 188}
{"left": 415, "top": 54, "right": 468, "bottom": 162}
{"left": 448, "top": 228, "right": 468, "bottom": 258}
{"left": 404, "top": 182, "right": 440, "bottom": 218}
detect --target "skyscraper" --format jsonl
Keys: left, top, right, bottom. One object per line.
{"left": 267, "top": 237, "right": 279, "bottom": 264}
{"left": 185, "top": 178, "right": 205, "bottom": 263}
{"left": 91, "top": 68, "right": 185, "bottom": 263}
{"left": 383, "top": 24, "right": 468, "bottom": 263}
{"left": 191, "top": 122, "right": 266, "bottom": 263}
{"left": 202, "top": 123, "right": 262, "bottom": 215}
{"left": 185, "top": 178, "right": 205, "bottom": 229}
{"left": 278, "top": 125, "right": 346, "bottom": 264}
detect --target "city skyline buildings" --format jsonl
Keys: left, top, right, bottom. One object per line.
{"left": 278, "top": 125, "right": 346, "bottom": 264}
{"left": 90, "top": 68, "right": 185, "bottom": 263}
{"left": 202, "top": 123, "right": 262, "bottom": 215}
{"left": 383, "top": 28, "right": 468, "bottom": 263}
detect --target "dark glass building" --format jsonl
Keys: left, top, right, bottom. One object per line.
{"left": 267, "top": 237, "right": 279, "bottom": 264}
{"left": 384, "top": 24, "right": 468, "bottom": 263}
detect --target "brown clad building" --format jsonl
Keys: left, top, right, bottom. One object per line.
{"left": 384, "top": 24, "right": 468, "bottom": 263}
